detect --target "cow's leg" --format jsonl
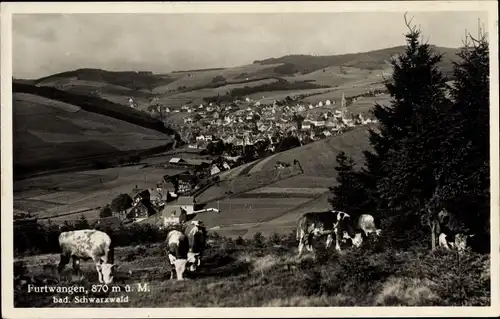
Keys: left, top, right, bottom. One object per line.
{"left": 325, "top": 234, "right": 334, "bottom": 249}
{"left": 58, "top": 253, "right": 70, "bottom": 276}
{"left": 57, "top": 253, "right": 71, "bottom": 282}
{"left": 297, "top": 229, "right": 305, "bottom": 256}
{"left": 306, "top": 232, "right": 314, "bottom": 252}
{"left": 298, "top": 238, "right": 305, "bottom": 257}
{"left": 72, "top": 256, "right": 81, "bottom": 277}
{"left": 334, "top": 229, "right": 342, "bottom": 252}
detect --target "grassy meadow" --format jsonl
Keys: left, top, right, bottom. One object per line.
{"left": 14, "top": 231, "right": 490, "bottom": 307}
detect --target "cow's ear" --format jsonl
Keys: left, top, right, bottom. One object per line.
{"left": 96, "top": 264, "right": 102, "bottom": 271}
{"left": 112, "top": 264, "right": 118, "bottom": 271}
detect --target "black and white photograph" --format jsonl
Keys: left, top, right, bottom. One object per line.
{"left": 1, "top": 1, "right": 499, "bottom": 317}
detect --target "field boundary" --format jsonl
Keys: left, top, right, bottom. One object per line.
{"left": 196, "top": 165, "right": 304, "bottom": 205}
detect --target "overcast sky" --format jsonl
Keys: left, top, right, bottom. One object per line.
{"left": 12, "top": 11, "right": 488, "bottom": 79}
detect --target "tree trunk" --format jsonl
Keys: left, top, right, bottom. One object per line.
{"left": 431, "top": 221, "right": 436, "bottom": 251}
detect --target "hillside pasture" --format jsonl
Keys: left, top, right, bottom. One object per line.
{"left": 14, "top": 230, "right": 489, "bottom": 307}
{"left": 152, "top": 63, "right": 284, "bottom": 94}
{"left": 196, "top": 197, "right": 310, "bottom": 229}
{"left": 247, "top": 125, "right": 373, "bottom": 178}
{"left": 284, "top": 66, "right": 389, "bottom": 87}
{"left": 13, "top": 93, "right": 171, "bottom": 167}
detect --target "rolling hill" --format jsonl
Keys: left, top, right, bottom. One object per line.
{"left": 21, "top": 45, "right": 460, "bottom": 111}
{"left": 12, "top": 83, "right": 177, "bottom": 178}
{"left": 254, "top": 45, "right": 459, "bottom": 76}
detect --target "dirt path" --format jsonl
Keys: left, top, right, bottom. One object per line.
{"left": 248, "top": 152, "right": 280, "bottom": 174}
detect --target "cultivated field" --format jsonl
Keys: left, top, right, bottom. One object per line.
{"left": 152, "top": 63, "right": 284, "bottom": 94}
{"left": 13, "top": 165, "right": 187, "bottom": 222}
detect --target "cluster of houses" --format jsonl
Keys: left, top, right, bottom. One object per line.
{"left": 117, "top": 169, "right": 214, "bottom": 226}
{"left": 167, "top": 92, "right": 379, "bottom": 149}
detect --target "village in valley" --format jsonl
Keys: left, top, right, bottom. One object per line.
{"left": 102, "top": 89, "right": 382, "bottom": 229}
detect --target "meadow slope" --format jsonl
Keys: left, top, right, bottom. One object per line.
{"left": 14, "top": 231, "right": 490, "bottom": 307}
{"left": 13, "top": 92, "right": 173, "bottom": 175}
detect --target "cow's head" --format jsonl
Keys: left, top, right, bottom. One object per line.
{"left": 343, "top": 231, "right": 363, "bottom": 248}
{"left": 187, "top": 252, "right": 201, "bottom": 272}
{"left": 96, "top": 263, "right": 116, "bottom": 285}
{"left": 336, "top": 211, "right": 355, "bottom": 237}
{"left": 168, "top": 254, "right": 188, "bottom": 280}
{"left": 455, "top": 233, "right": 475, "bottom": 253}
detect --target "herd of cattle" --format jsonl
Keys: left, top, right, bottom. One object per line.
{"left": 55, "top": 210, "right": 473, "bottom": 285}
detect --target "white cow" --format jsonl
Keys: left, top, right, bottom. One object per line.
{"left": 58, "top": 229, "right": 116, "bottom": 284}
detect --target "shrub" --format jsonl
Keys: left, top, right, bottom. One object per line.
{"left": 99, "top": 205, "right": 113, "bottom": 218}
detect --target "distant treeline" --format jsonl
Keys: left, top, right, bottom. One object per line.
{"left": 172, "top": 67, "right": 226, "bottom": 73}
{"left": 13, "top": 83, "right": 176, "bottom": 136}
{"left": 229, "top": 79, "right": 329, "bottom": 98}
{"left": 202, "top": 79, "right": 328, "bottom": 104}
{"left": 34, "top": 68, "right": 175, "bottom": 91}
{"left": 178, "top": 76, "right": 281, "bottom": 94}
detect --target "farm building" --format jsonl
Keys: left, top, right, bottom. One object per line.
{"left": 126, "top": 199, "right": 158, "bottom": 222}
{"left": 177, "top": 174, "right": 198, "bottom": 194}
{"left": 158, "top": 178, "right": 177, "bottom": 193}
{"left": 169, "top": 157, "right": 187, "bottom": 165}
{"left": 210, "top": 164, "right": 221, "bottom": 176}
{"left": 160, "top": 196, "right": 196, "bottom": 225}
{"left": 149, "top": 188, "right": 170, "bottom": 205}
{"left": 222, "top": 161, "right": 231, "bottom": 170}
{"left": 131, "top": 188, "right": 151, "bottom": 204}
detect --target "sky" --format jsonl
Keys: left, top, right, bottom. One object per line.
{"left": 12, "top": 11, "right": 489, "bottom": 79}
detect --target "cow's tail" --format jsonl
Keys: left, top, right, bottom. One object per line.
{"left": 296, "top": 216, "right": 305, "bottom": 242}
{"left": 108, "top": 241, "right": 115, "bottom": 264}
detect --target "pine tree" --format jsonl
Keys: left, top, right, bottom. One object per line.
{"left": 360, "top": 15, "right": 452, "bottom": 247}
{"left": 436, "top": 28, "right": 490, "bottom": 238}
{"left": 329, "top": 152, "right": 368, "bottom": 217}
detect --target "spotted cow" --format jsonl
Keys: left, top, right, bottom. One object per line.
{"left": 58, "top": 229, "right": 116, "bottom": 284}
{"left": 296, "top": 210, "right": 355, "bottom": 256}
{"left": 184, "top": 220, "right": 207, "bottom": 272}
{"left": 166, "top": 230, "right": 190, "bottom": 280}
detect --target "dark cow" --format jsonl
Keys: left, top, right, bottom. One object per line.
{"left": 58, "top": 229, "right": 116, "bottom": 284}
{"left": 166, "top": 230, "right": 190, "bottom": 280}
{"left": 184, "top": 220, "right": 207, "bottom": 272}
{"left": 296, "top": 210, "right": 355, "bottom": 256}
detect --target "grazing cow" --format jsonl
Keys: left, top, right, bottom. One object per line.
{"left": 439, "top": 232, "right": 475, "bottom": 253}
{"left": 296, "top": 210, "right": 355, "bottom": 256}
{"left": 58, "top": 229, "right": 115, "bottom": 284}
{"left": 342, "top": 231, "right": 364, "bottom": 248}
{"left": 184, "top": 220, "right": 207, "bottom": 272}
{"left": 356, "top": 214, "right": 382, "bottom": 238}
{"left": 166, "top": 230, "right": 190, "bottom": 280}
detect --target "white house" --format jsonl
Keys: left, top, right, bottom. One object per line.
{"left": 210, "top": 165, "right": 221, "bottom": 176}
{"left": 325, "top": 100, "right": 331, "bottom": 106}
{"left": 222, "top": 162, "right": 231, "bottom": 170}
